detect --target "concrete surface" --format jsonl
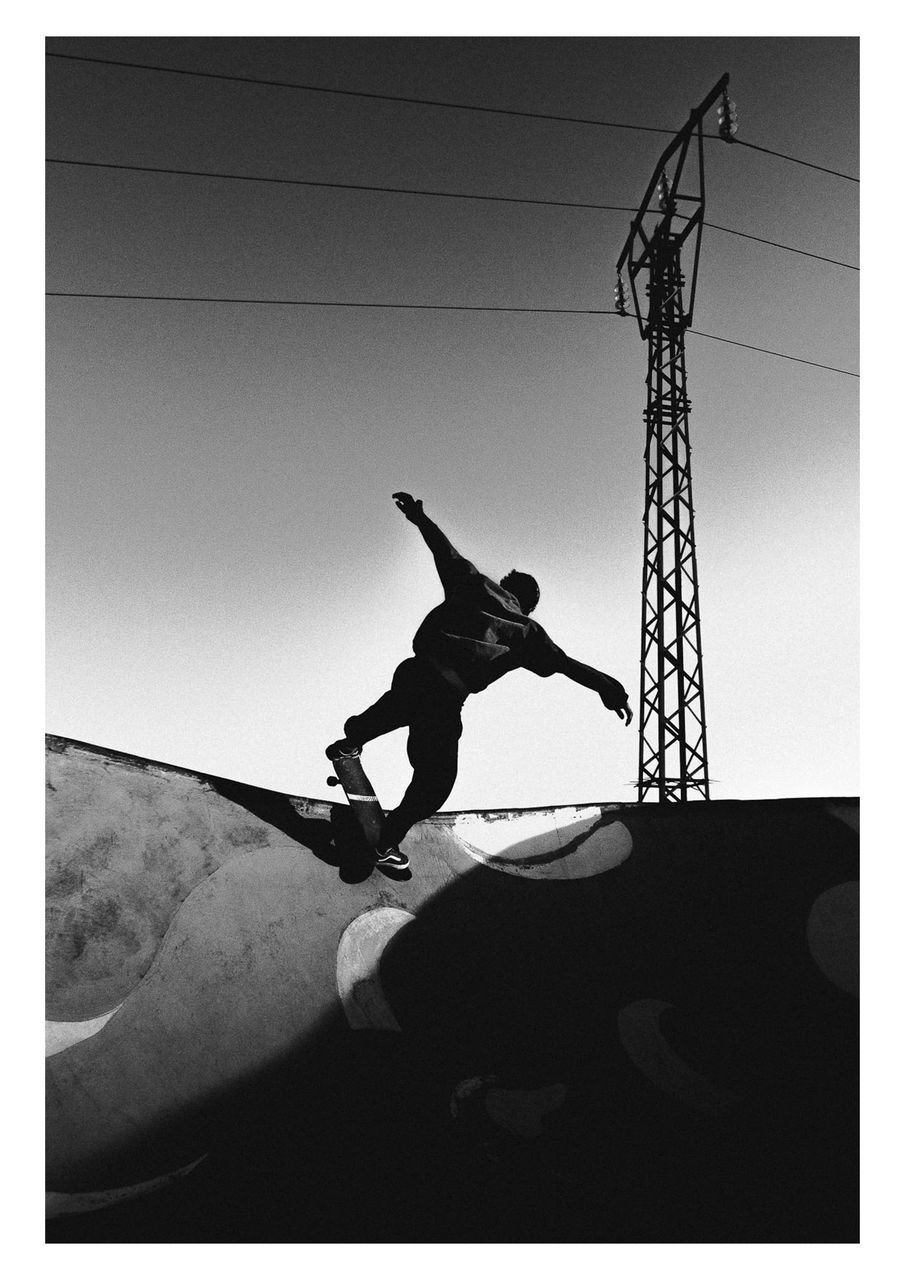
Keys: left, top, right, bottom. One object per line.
{"left": 45, "top": 734, "right": 859, "bottom": 1242}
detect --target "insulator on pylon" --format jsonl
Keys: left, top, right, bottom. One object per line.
{"left": 614, "top": 272, "right": 629, "bottom": 316}
{"left": 656, "top": 170, "right": 670, "bottom": 211}
{"left": 716, "top": 91, "right": 738, "bottom": 142}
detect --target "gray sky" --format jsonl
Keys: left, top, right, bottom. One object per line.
{"left": 45, "top": 34, "right": 859, "bottom": 808}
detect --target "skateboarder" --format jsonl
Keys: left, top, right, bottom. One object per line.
{"left": 327, "top": 493, "right": 632, "bottom": 874}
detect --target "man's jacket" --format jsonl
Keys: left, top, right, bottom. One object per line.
{"left": 409, "top": 510, "right": 625, "bottom": 706}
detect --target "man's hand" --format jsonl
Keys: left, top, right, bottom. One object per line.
{"left": 393, "top": 492, "right": 423, "bottom": 521}
{"left": 602, "top": 693, "right": 633, "bottom": 726}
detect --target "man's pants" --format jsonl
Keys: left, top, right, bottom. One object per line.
{"left": 343, "top": 657, "right": 466, "bottom": 849}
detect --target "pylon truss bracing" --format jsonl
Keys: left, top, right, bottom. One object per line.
{"left": 636, "top": 234, "right": 710, "bottom": 802}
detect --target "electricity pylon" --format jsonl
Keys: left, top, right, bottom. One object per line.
{"left": 616, "top": 74, "right": 735, "bottom": 802}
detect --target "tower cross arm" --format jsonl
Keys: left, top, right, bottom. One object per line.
{"left": 616, "top": 72, "right": 729, "bottom": 275}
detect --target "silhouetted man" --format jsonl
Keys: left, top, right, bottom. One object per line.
{"left": 327, "top": 493, "right": 632, "bottom": 874}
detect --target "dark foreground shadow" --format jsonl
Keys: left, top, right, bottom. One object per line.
{"left": 46, "top": 798, "right": 859, "bottom": 1244}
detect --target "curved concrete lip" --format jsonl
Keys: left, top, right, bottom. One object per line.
{"left": 618, "top": 998, "right": 740, "bottom": 1117}
{"left": 807, "top": 881, "right": 859, "bottom": 997}
{"left": 452, "top": 807, "right": 632, "bottom": 879}
{"left": 46, "top": 1155, "right": 207, "bottom": 1219}
{"left": 336, "top": 906, "right": 416, "bottom": 1030}
{"left": 46, "top": 1004, "right": 124, "bottom": 1057}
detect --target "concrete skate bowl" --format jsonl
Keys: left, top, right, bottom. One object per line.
{"left": 45, "top": 735, "right": 859, "bottom": 1242}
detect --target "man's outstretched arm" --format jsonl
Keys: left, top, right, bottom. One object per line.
{"left": 392, "top": 492, "right": 478, "bottom": 593}
{"left": 556, "top": 652, "right": 634, "bottom": 726}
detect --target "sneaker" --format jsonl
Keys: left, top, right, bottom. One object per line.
{"left": 326, "top": 739, "right": 361, "bottom": 761}
{"left": 373, "top": 845, "right": 411, "bottom": 876}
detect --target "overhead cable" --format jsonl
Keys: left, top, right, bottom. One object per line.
{"left": 687, "top": 328, "right": 858, "bottom": 378}
{"left": 45, "top": 291, "right": 860, "bottom": 377}
{"left": 46, "top": 51, "right": 669, "bottom": 136}
{"left": 44, "top": 157, "right": 636, "bottom": 215}
{"left": 45, "top": 157, "right": 859, "bottom": 271}
{"left": 46, "top": 51, "right": 859, "bottom": 183}
{"left": 733, "top": 138, "right": 858, "bottom": 184}
{"left": 701, "top": 219, "right": 857, "bottom": 271}
{"left": 45, "top": 290, "right": 623, "bottom": 316}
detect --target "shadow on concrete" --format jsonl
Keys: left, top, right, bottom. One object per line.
{"left": 46, "top": 797, "right": 859, "bottom": 1244}
{"left": 209, "top": 776, "right": 374, "bottom": 884}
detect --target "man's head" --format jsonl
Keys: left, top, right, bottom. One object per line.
{"left": 500, "top": 570, "right": 540, "bottom": 615}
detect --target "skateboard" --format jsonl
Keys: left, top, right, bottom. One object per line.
{"left": 327, "top": 751, "right": 411, "bottom": 879}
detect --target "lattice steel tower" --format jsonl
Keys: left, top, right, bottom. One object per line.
{"left": 616, "top": 74, "right": 735, "bottom": 802}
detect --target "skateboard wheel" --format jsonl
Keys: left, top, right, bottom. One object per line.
{"left": 327, "top": 776, "right": 339, "bottom": 786}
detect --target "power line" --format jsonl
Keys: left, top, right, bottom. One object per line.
{"left": 44, "top": 157, "right": 636, "bottom": 215}
{"left": 45, "top": 291, "right": 859, "bottom": 377}
{"left": 46, "top": 51, "right": 669, "bottom": 136}
{"left": 45, "top": 157, "right": 859, "bottom": 272}
{"left": 688, "top": 328, "right": 858, "bottom": 378}
{"left": 45, "top": 290, "right": 622, "bottom": 316}
{"left": 734, "top": 138, "right": 858, "bottom": 184}
{"left": 47, "top": 51, "right": 859, "bottom": 184}
{"left": 701, "top": 219, "right": 857, "bottom": 271}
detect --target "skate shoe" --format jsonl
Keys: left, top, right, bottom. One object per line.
{"left": 373, "top": 845, "right": 411, "bottom": 878}
{"left": 325, "top": 739, "right": 361, "bottom": 761}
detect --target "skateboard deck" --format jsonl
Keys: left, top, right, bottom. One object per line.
{"left": 327, "top": 752, "right": 386, "bottom": 850}
{"left": 327, "top": 751, "right": 412, "bottom": 879}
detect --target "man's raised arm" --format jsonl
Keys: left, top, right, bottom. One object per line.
{"left": 556, "top": 651, "right": 634, "bottom": 725}
{"left": 392, "top": 493, "right": 478, "bottom": 594}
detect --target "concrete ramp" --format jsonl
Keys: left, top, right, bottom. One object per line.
{"left": 45, "top": 735, "right": 858, "bottom": 1242}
